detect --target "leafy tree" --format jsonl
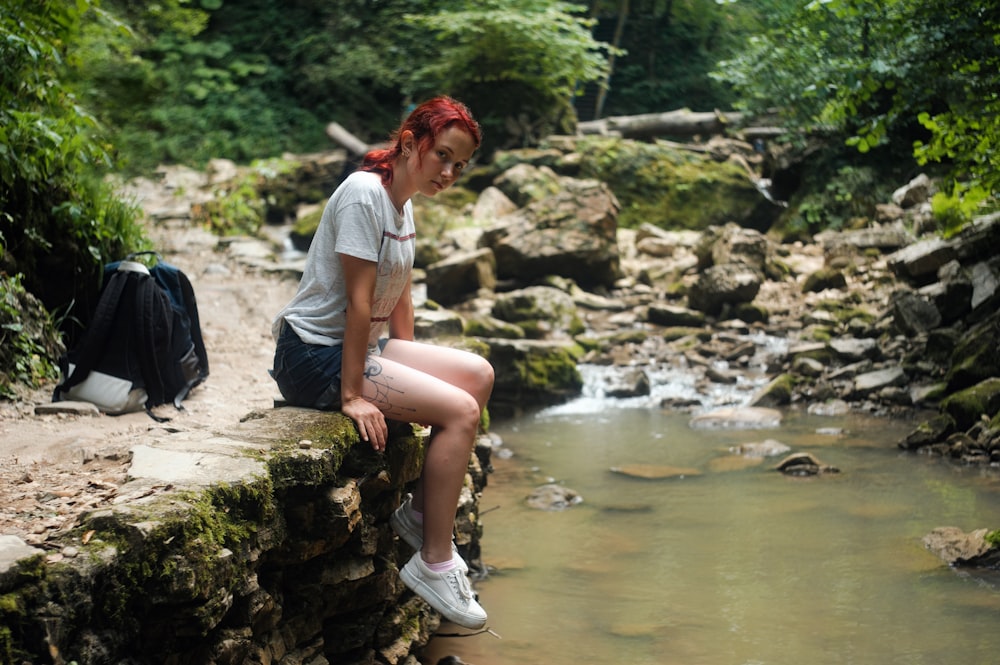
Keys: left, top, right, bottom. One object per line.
{"left": 401, "top": 0, "right": 617, "bottom": 156}
{"left": 713, "top": 0, "right": 999, "bottom": 229}
{"left": 72, "top": 0, "right": 328, "bottom": 173}
{"left": 587, "top": 0, "right": 785, "bottom": 119}
{"left": 1, "top": 0, "right": 146, "bottom": 375}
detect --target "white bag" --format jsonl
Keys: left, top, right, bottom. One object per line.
{"left": 56, "top": 363, "right": 148, "bottom": 414}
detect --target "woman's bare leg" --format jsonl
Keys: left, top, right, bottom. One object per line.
{"left": 363, "top": 341, "right": 493, "bottom": 564}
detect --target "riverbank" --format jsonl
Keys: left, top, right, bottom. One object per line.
{"left": 2, "top": 150, "right": 999, "bottom": 665}
{"left": 2, "top": 152, "right": 999, "bottom": 550}
{"left": 0, "top": 221, "right": 298, "bottom": 544}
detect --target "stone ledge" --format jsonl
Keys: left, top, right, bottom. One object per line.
{"left": 0, "top": 406, "right": 490, "bottom": 665}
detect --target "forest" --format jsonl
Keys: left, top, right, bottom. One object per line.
{"left": 1, "top": 0, "right": 998, "bottom": 396}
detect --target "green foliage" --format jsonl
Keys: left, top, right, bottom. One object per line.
{"left": 71, "top": 0, "right": 324, "bottom": 173}
{"left": 930, "top": 187, "right": 992, "bottom": 238}
{"left": 404, "top": 0, "right": 616, "bottom": 155}
{"left": 714, "top": 0, "right": 1000, "bottom": 225}
{"left": 1, "top": 0, "right": 148, "bottom": 383}
{"left": 595, "top": 0, "right": 784, "bottom": 118}
{"left": 195, "top": 177, "right": 266, "bottom": 237}
{"left": 786, "top": 164, "right": 890, "bottom": 237}
{"left": 0, "top": 274, "right": 63, "bottom": 398}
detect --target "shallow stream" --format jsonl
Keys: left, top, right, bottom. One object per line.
{"left": 424, "top": 368, "right": 1000, "bottom": 665}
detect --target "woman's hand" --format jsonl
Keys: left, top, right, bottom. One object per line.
{"left": 341, "top": 396, "right": 389, "bottom": 452}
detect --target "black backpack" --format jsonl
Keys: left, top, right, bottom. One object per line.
{"left": 54, "top": 252, "right": 209, "bottom": 420}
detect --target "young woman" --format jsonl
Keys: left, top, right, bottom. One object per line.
{"left": 270, "top": 96, "right": 493, "bottom": 629}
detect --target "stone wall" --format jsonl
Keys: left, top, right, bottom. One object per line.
{"left": 0, "top": 407, "right": 492, "bottom": 665}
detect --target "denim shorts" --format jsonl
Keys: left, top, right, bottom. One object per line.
{"left": 271, "top": 322, "right": 343, "bottom": 410}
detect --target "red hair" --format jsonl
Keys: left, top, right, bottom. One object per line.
{"left": 360, "top": 96, "right": 482, "bottom": 186}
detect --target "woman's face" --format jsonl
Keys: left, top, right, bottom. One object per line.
{"left": 408, "top": 125, "right": 476, "bottom": 197}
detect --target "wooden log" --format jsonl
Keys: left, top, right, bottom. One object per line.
{"left": 577, "top": 108, "right": 745, "bottom": 139}
{"left": 325, "top": 122, "right": 371, "bottom": 156}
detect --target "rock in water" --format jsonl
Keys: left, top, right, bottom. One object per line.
{"left": 609, "top": 464, "right": 702, "bottom": 480}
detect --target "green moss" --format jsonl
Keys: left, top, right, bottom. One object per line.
{"left": 517, "top": 345, "right": 583, "bottom": 393}
{"left": 71, "top": 471, "right": 281, "bottom": 637}
{"left": 0, "top": 590, "right": 28, "bottom": 663}
{"left": 801, "top": 268, "right": 847, "bottom": 293}
{"left": 940, "top": 377, "right": 1000, "bottom": 431}
{"left": 576, "top": 136, "right": 760, "bottom": 230}
{"left": 946, "top": 314, "right": 1000, "bottom": 392}
{"left": 291, "top": 206, "right": 323, "bottom": 239}
{"left": 662, "top": 327, "right": 712, "bottom": 343}
{"left": 755, "top": 373, "right": 797, "bottom": 406}
{"left": 986, "top": 530, "right": 1000, "bottom": 548}
{"left": 803, "top": 325, "right": 833, "bottom": 343}
{"left": 733, "top": 302, "right": 769, "bottom": 324}
{"left": 792, "top": 346, "right": 834, "bottom": 364}
{"left": 812, "top": 299, "right": 876, "bottom": 326}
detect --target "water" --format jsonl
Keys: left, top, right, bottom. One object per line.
{"left": 424, "top": 385, "right": 1000, "bottom": 665}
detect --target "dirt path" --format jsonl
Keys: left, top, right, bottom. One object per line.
{"left": 0, "top": 221, "right": 297, "bottom": 546}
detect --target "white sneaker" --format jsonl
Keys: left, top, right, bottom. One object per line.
{"left": 389, "top": 494, "right": 423, "bottom": 550}
{"left": 390, "top": 494, "right": 468, "bottom": 571}
{"left": 399, "top": 551, "right": 487, "bottom": 630}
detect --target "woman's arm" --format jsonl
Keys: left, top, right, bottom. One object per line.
{"left": 339, "top": 253, "right": 389, "bottom": 450}
{"left": 387, "top": 275, "right": 414, "bottom": 341}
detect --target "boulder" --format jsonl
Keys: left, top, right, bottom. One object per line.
{"left": 711, "top": 224, "right": 769, "bottom": 272}
{"left": 484, "top": 339, "right": 584, "bottom": 415}
{"left": 647, "top": 304, "right": 706, "bottom": 327}
{"left": 946, "top": 310, "right": 1000, "bottom": 392}
{"left": 492, "top": 285, "right": 583, "bottom": 340}
{"left": 890, "top": 290, "right": 942, "bottom": 335}
{"left": 891, "top": 173, "right": 935, "bottom": 208}
{"left": 479, "top": 177, "right": 620, "bottom": 290}
{"left": 922, "top": 526, "right": 998, "bottom": 567}
{"left": 887, "top": 237, "right": 958, "bottom": 284}
{"left": 425, "top": 248, "right": 496, "bottom": 306}
{"left": 472, "top": 186, "right": 518, "bottom": 222}
{"left": 773, "top": 452, "right": 839, "bottom": 476}
{"left": 688, "top": 406, "right": 783, "bottom": 429}
{"left": 526, "top": 483, "right": 582, "bottom": 511}
{"left": 940, "top": 377, "right": 1000, "bottom": 431}
{"left": 851, "top": 366, "right": 907, "bottom": 398}
{"left": 492, "top": 163, "right": 563, "bottom": 208}
{"left": 604, "top": 368, "right": 651, "bottom": 398}
{"left": 687, "top": 263, "right": 763, "bottom": 315}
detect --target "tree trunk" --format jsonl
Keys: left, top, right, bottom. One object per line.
{"left": 577, "top": 108, "right": 745, "bottom": 138}
{"left": 593, "top": 0, "right": 629, "bottom": 120}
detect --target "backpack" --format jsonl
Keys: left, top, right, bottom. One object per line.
{"left": 54, "top": 251, "right": 209, "bottom": 420}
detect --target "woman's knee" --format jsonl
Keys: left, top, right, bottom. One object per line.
{"left": 449, "top": 390, "right": 484, "bottom": 436}
{"left": 473, "top": 355, "right": 495, "bottom": 399}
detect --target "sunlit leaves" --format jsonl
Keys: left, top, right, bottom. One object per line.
{"left": 714, "top": 0, "right": 1000, "bottom": 217}
{"left": 405, "top": 0, "right": 613, "bottom": 101}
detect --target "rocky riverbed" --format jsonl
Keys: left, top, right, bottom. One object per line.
{"left": 2, "top": 144, "right": 999, "bottom": 572}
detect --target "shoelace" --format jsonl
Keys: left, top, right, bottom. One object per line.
{"left": 444, "top": 570, "right": 473, "bottom": 604}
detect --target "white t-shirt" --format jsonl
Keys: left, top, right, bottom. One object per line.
{"left": 272, "top": 171, "right": 415, "bottom": 351}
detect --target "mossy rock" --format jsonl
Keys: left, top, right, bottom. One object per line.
{"left": 463, "top": 314, "right": 526, "bottom": 339}
{"left": 575, "top": 136, "right": 763, "bottom": 231}
{"left": 752, "top": 373, "right": 796, "bottom": 407}
{"left": 492, "top": 286, "right": 585, "bottom": 339}
{"left": 946, "top": 311, "right": 1000, "bottom": 392}
{"left": 802, "top": 268, "right": 847, "bottom": 293}
{"left": 899, "top": 413, "right": 957, "bottom": 450}
{"left": 486, "top": 339, "right": 584, "bottom": 413}
{"left": 733, "top": 302, "right": 769, "bottom": 324}
{"left": 662, "top": 326, "right": 713, "bottom": 343}
{"left": 289, "top": 207, "right": 323, "bottom": 252}
{"left": 940, "top": 377, "right": 1000, "bottom": 431}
